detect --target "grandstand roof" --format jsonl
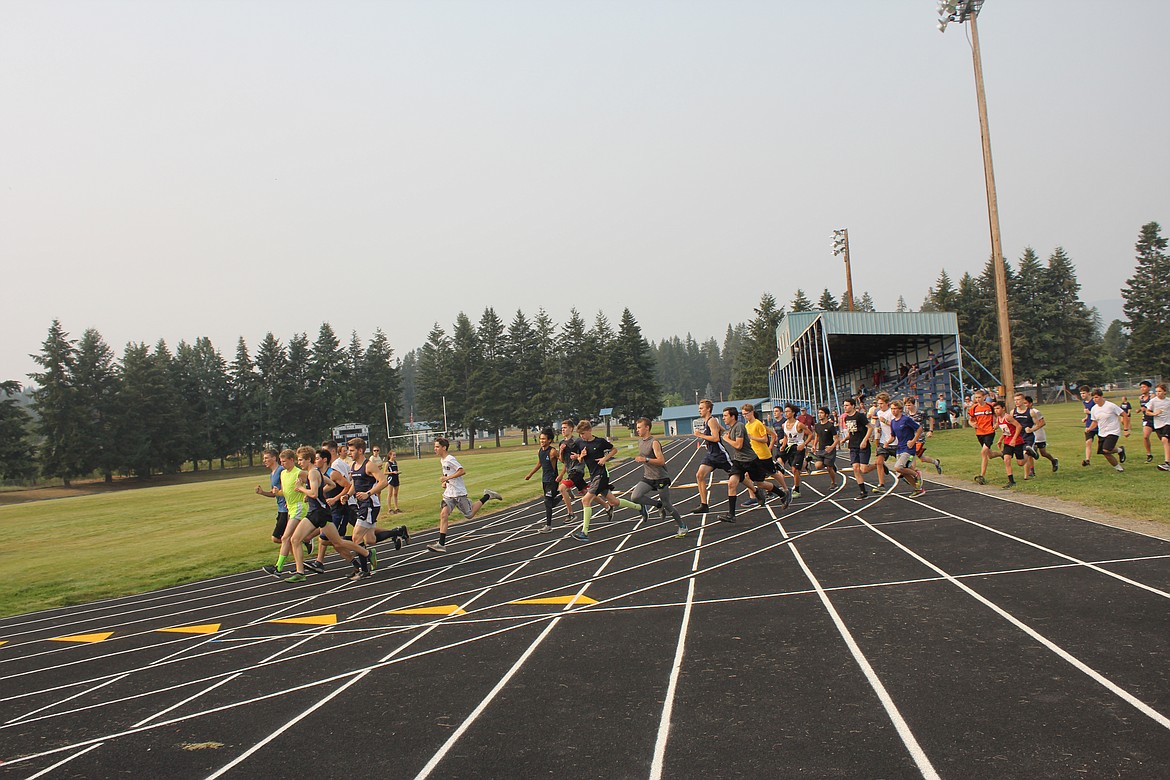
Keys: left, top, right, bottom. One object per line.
{"left": 775, "top": 311, "right": 960, "bottom": 375}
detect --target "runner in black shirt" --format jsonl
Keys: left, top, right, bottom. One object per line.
{"left": 525, "top": 427, "right": 561, "bottom": 532}
{"left": 841, "top": 398, "right": 874, "bottom": 500}
{"left": 569, "top": 419, "right": 645, "bottom": 541}
{"left": 812, "top": 406, "right": 840, "bottom": 485}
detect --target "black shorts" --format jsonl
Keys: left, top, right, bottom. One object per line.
{"left": 561, "top": 472, "right": 587, "bottom": 493}
{"left": 272, "top": 511, "right": 290, "bottom": 539}
{"left": 1143, "top": 417, "right": 1156, "bottom": 430}
{"left": 780, "top": 446, "right": 806, "bottom": 470}
{"left": 542, "top": 480, "right": 559, "bottom": 499}
{"left": 701, "top": 451, "right": 732, "bottom": 473}
{"left": 307, "top": 506, "right": 332, "bottom": 529}
{"left": 1157, "top": 425, "right": 1170, "bottom": 441}
{"left": 875, "top": 445, "right": 897, "bottom": 460}
{"left": 849, "top": 446, "right": 871, "bottom": 465}
{"left": 1001, "top": 443, "right": 1023, "bottom": 459}
{"left": 1084, "top": 429, "right": 1097, "bottom": 441}
{"left": 1097, "top": 434, "right": 1119, "bottom": 454}
{"left": 387, "top": 474, "right": 401, "bottom": 487}
{"left": 976, "top": 433, "right": 996, "bottom": 448}
{"left": 334, "top": 503, "right": 356, "bottom": 537}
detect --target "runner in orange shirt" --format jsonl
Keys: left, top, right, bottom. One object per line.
{"left": 967, "top": 388, "right": 997, "bottom": 485}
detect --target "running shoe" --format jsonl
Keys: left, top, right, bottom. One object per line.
{"left": 398, "top": 525, "right": 410, "bottom": 545}
{"left": 605, "top": 503, "right": 615, "bottom": 520}
{"left": 367, "top": 547, "right": 378, "bottom": 572}
{"left": 1004, "top": 480, "right": 1016, "bottom": 489}
{"left": 639, "top": 503, "right": 650, "bottom": 522}
{"left": 427, "top": 542, "right": 446, "bottom": 553}
{"left": 571, "top": 530, "right": 589, "bottom": 542}
{"left": 1081, "top": 459, "right": 1090, "bottom": 467}
{"left": 304, "top": 560, "right": 325, "bottom": 574}
{"left": 692, "top": 504, "right": 709, "bottom": 515}
{"left": 854, "top": 492, "right": 867, "bottom": 501}
{"left": 935, "top": 459, "right": 943, "bottom": 475}
{"left": 911, "top": 487, "right": 927, "bottom": 498}
{"left": 285, "top": 573, "right": 307, "bottom": 583}
{"left": 974, "top": 475, "right": 986, "bottom": 485}
{"left": 349, "top": 569, "right": 370, "bottom": 581}
{"left": 1119, "top": 447, "right": 1127, "bottom": 464}
{"left": 1147, "top": 454, "right": 1154, "bottom": 463}
{"left": 675, "top": 523, "right": 689, "bottom": 538}
{"left": 1114, "top": 465, "right": 1125, "bottom": 473}
{"left": 659, "top": 504, "right": 668, "bottom": 521}
{"left": 484, "top": 489, "right": 503, "bottom": 501}
{"left": 1052, "top": 458, "right": 1060, "bottom": 472}
{"left": 715, "top": 514, "right": 736, "bottom": 523}
{"left": 780, "top": 490, "right": 791, "bottom": 510}
{"left": 1158, "top": 462, "right": 1169, "bottom": 472}
{"left": 792, "top": 487, "right": 802, "bottom": 497}
{"left": 262, "top": 565, "right": 283, "bottom": 579}
{"left": 394, "top": 536, "right": 402, "bottom": 551}
{"left": 756, "top": 488, "right": 768, "bottom": 505}
{"left": 302, "top": 541, "right": 312, "bottom": 556}
{"left": 539, "top": 523, "right": 553, "bottom": 533}
{"left": 741, "top": 497, "right": 759, "bottom": 508}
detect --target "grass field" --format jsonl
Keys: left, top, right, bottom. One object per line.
{"left": 1, "top": 407, "right": 1165, "bottom": 619}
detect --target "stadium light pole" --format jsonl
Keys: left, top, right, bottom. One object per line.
{"left": 938, "top": 0, "right": 1014, "bottom": 394}
{"left": 832, "top": 229, "right": 855, "bottom": 312}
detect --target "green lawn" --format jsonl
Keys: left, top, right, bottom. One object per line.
{"left": 0, "top": 431, "right": 648, "bottom": 619}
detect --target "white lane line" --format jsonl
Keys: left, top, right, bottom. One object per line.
{"left": 856, "top": 512, "right": 1170, "bottom": 732}
{"left": 775, "top": 504, "right": 941, "bottom": 780}
{"left": 21, "top": 742, "right": 104, "bottom": 779}
{"left": 892, "top": 494, "right": 1170, "bottom": 600}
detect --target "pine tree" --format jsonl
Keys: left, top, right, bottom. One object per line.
{"left": 554, "top": 309, "right": 590, "bottom": 420}
{"left": 399, "top": 349, "right": 417, "bottom": 424}
{"left": 73, "top": 328, "right": 119, "bottom": 482}
{"left": 1101, "top": 319, "right": 1129, "bottom": 379}
{"left": 926, "top": 269, "right": 958, "bottom": 312}
{"left": 359, "top": 329, "right": 401, "bottom": 442}
{"left": 531, "top": 309, "right": 562, "bottom": 423}
{"left": 415, "top": 323, "right": 454, "bottom": 430}
{"left": 731, "top": 294, "right": 783, "bottom": 398}
{"left": 610, "top": 309, "right": 662, "bottom": 427}
{"left": 309, "top": 323, "right": 347, "bottom": 426}
{"left": 817, "top": 288, "right": 839, "bottom": 311}
{"left": 472, "top": 307, "right": 508, "bottom": 446}
{"left": 1009, "top": 247, "right": 1046, "bottom": 379}
{"left": 1122, "top": 221, "right": 1170, "bottom": 379}
{"left": 253, "top": 333, "right": 288, "bottom": 449}
{"left": 282, "top": 333, "right": 315, "bottom": 443}
{"left": 1036, "top": 247, "right": 1103, "bottom": 386}
{"left": 503, "top": 310, "right": 541, "bottom": 442}
{"left": 790, "top": 289, "right": 813, "bottom": 312}
{"left": 450, "top": 313, "right": 480, "bottom": 445}
{"left": 858, "top": 291, "right": 876, "bottom": 312}
{"left": 29, "top": 320, "right": 84, "bottom": 485}
{"left": 895, "top": 295, "right": 908, "bottom": 312}
{"left": 229, "top": 337, "right": 259, "bottom": 464}
{"left": 0, "top": 381, "right": 34, "bottom": 481}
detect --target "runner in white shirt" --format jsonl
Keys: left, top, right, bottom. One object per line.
{"left": 1087, "top": 389, "right": 1127, "bottom": 472}
{"left": 1142, "top": 383, "right": 1170, "bottom": 471}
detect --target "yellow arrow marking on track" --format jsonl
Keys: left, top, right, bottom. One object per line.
{"left": 270, "top": 614, "right": 337, "bottom": 626}
{"left": 50, "top": 632, "right": 114, "bottom": 644}
{"left": 385, "top": 605, "right": 466, "bottom": 616}
{"left": 509, "top": 595, "right": 598, "bottom": 606}
{"left": 0, "top": 640, "right": 7, "bottom": 647}
{"left": 158, "top": 623, "right": 222, "bottom": 635}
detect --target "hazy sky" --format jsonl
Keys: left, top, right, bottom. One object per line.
{"left": 3, "top": 1, "right": 1167, "bottom": 383}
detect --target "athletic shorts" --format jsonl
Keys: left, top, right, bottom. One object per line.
{"left": 307, "top": 506, "right": 332, "bottom": 529}
{"left": 849, "top": 446, "right": 871, "bottom": 465}
{"left": 875, "top": 445, "right": 898, "bottom": 460}
{"left": 1143, "top": 417, "right": 1156, "bottom": 430}
{"left": 729, "top": 458, "right": 766, "bottom": 481}
{"left": 894, "top": 452, "right": 915, "bottom": 469}
{"left": 272, "top": 511, "right": 290, "bottom": 539}
{"left": 701, "top": 451, "right": 732, "bottom": 473}
{"left": 780, "top": 446, "right": 806, "bottom": 470}
{"left": 332, "top": 503, "right": 355, "bottom": 537}
{"left": 587, "top": 473, "right": 612, "bottom": 496}
{"left": 976, "top": 433, "right": 996, "bottom": 448}
{"left": 443, "top": 495, "right": 476, "bottom": 519}
{"left": 1157, "top": 425, "right": 1170, "bottom": 441}
{"left": 561, "top": 472, "right": 587, "bottom": 493}
{"left": 542, "top": 480, "right": 559, "bottom": 499}
{"left": 1084, "top": 429, "right": 1097, "bottom": 441}
{"left": 387, "top": 474, "right": 401, "bottom": 487}
{"left": 814, "top": 448, "right": 837, "bottom": 463}
{"left": 1022, "top": 432, "right": 1036, "bottom": 446}
{"left": 353, "top": 498, "right": 379, "bottom": 529}
{"left": 1097, "top": 434, "right": 1119, "bottom": 454}
{"left": 1001, "top": 443, "right": 1023, "bottom": 459}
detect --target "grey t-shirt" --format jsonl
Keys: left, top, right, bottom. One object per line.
{"left": 725, "top": 420, "right": 755, "bottom": 463}
{"left": 639, "top": 437, "right": 668, "bottom": 480}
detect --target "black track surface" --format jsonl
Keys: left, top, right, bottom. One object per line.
{"left": 2, "top": 439, "right": 1168, "bottom": 779}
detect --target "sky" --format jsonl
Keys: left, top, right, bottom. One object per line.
{"left": 3, "top": 1, "right": 1168, "bottom": 383}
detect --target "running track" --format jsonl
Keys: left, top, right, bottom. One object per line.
{"left": 2, "top": 439, "right": 1169, "bottom": 779}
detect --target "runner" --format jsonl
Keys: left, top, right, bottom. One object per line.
{"left": 740, "top": 403, "right": 790, "bottom": 509}
{"left": 254, "top": 447, "right": 290, "bottom": 545}
{"left": 904, "top": 396, "right": 942, "bottom": 475}
{"left": 628, "top": 417, "right": 689, "bottom": 537}
{"left": 692, "top": 399, "right": 732, "bottom": 515}
{"left": 569, "top": 420, "right": 644, "bottom": 541}
{"left": 888, "top": 400, "right": 927, "bottom": 497}
{"left": 812, "top": 406, "right": 841, "bottom": 486}
{"left": 428, "top": 437, "right": 503, "bottom": 553}
{"left": 347, "top": 437, "right": 388, "bottom": 569}
{"left": 1138, "top": 380, "right": 1156, "bottom": 463}
{"left": 1087, "top": 389, "right": 1127, "bottom": 472}
{"left": 1078, "top": 385, "right": 1096, "bottom": 467}
{"left": 286, "top": 446, "right": 371, "bottom": 583}
{"left": 717, "top": 406, "right": 765, "bottom": 523}
{"left": 841, "top": 397, "right": 874, "bottom": 500}
{"left": 524, "top": 427, "right": 561, "bottom": 532}
{"left": 1024, "top": 395, "right": 1059, "bottom": 472}
{"left": 557, "top": 419, "right": 584, "bottom": 524}
{"left": 1142, "top": 383, "right": 1170, "bottom": 471}
{"left": 967, "top": 389, "right": 997, "bottom": 485}
{"left": 868, "top": 393, "right": 894, "bottom": 491}
{"left": 778, "top": 403, "right": 815, "bottom": 497}
{"left": 1010, "top": 393, "right": 1037, "bottom": 479}
{"left": 261, "top": 448, "right": 308, "bottom": 578}
{"left": 993, "top": 399, "right": 1025, "bottom": 488}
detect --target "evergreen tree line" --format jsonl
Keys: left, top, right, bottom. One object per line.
{"left": 403, "top": 307, "right": 661, "bottom": 448}
{"left": 14, "top": 321, "right": 400, "bottom": 485}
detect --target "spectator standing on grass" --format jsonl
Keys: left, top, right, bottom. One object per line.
{"left": 428, "top": 437, "right": 502, "bottom": 553}
{"left": 384, "top": 449, "right": 401, "bottom": 513}
{"left": 968, "top": 389, "right": 997, "bottom": 485}
{"left": 1087, "top": 389, "right": 1128, "bottom": 473}
{"left": 935, "top": 393, "right": 950, "bottom": 430}
{"left": 1141, "top": 383, "right": 1170, "bottom": 471}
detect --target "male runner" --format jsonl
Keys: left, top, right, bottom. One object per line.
{"left": 717, "top": 407, "right": 762, "bottom": 523}
{"left": 869, "top": 393, "right": 894, "bottom": 491}
{"left": 778, "top": 403, "right": 815, "bottom": 497}
{"left": 812, "top": 406, "right": 841, "bottom": 486}
{"left": 904, "top": 396, "right": 942, "bottom": 475}
{"left": 1137, "top": 380, "right": 1156, "bottom": 463}
{"left": 888, "top": 400, "right": 927, "bottom": 497}
{"left": 524, "top": 427, "right": 561, "bottom": 532}
{"left": 569, "top": 420, "right": 644, "bottom": 541}
{"left": 841, "top": 397, "right": 873, "bottom": 500}
{"left": 1078, "top": 385, "right": 1097, "bottom": 466}
{"left": 261, "top": 449, "right": 308, "bottom": 578}
{"left": 740, "top": 403, "right": 790, "bottom": 509}
{"left": 347, "top": 438, "right": 388, "bottom": 569}
{"left": 692, "top": 399, "right": 732, "bottom": 515}
{"left": 255, "top": 447, "right": 290, "bottom": 544}
{"left": 285, "top": 446, "right": 372, "bottom": 583}
{"left": 993, "top": 399, "right": 1025, "bottom": 488}
{"left": 968, "top": 389, "right": 997, "bottom": 485}
{"left": 1142, "top": 383, "right": 1170, "bottom": 471}
{"left": 1010, "top": 392, "right": 1037, "bottom": 478}
{"left": 1087, "top": 389, "right": 1128, "bottom": 472}
{"left": 428, "top": 437, "right": 502, "bottom": 553}
{"left": 629, "top": 417, "right": 689, "bottom": 537}
{"left": 1024, "top": 395, "right": 1059, "bottom": 472}
{"left": 558, "top": 419, "right": 584, "bottom": 524}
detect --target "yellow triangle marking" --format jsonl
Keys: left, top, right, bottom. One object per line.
{"left": 158, "top": 623, "right": 221, "bottom": 635}
{"left": 0, "top": 640, "right": 7, "bottom": 647}
{"left": 385, "top": 605, "right": 466, "bottom": 616}
{"left": 50, "top": 632, "right": 114, "bottom": 644}
{"left": 509, "top": 595, "right": 598, "bottom": 606}
{"left": 270, "top": 614, "right": 337, "bottom": 626}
